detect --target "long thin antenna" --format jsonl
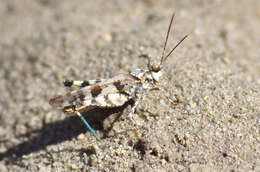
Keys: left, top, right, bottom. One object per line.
{"left": 161, "top": 13, "right": 175, "bottom": 64}
{"left": 163, "top": 34, "right": 188, "bottom": 62}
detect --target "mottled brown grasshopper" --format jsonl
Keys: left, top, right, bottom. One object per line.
{"left": 49, "top": 13, "right": 188, "bottom": 138}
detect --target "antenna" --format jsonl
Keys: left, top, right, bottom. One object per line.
{"left": 163, "top": 34, "right": 188, "bottom": 61}
{"left": 161, "top": 13, "right": 175, "bottom": 64}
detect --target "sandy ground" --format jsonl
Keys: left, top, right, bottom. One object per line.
{"left": 0, "top": 0, "right": 259, "bottom": 171}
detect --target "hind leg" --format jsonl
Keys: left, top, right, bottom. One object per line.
{"left": 63, "top": 79, "right": 104, "bottom": 88}
{"left": 75, "top": 111, "right": 99, "bottom": 139}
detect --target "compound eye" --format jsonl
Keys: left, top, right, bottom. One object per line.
{"left": 152, "top": 64, "right": 160, "bottom": 72}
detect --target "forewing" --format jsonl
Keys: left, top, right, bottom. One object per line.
{"left": 49, "top": 73, "right": 139, "bottom": 114}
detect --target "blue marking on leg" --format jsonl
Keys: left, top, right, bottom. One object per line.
{"left": 76, "top": 112, "right": 99, "bottom": 139}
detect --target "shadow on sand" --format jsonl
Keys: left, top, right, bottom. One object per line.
{"left": 0, "top": 102, "right": 132, "bottom": 162}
